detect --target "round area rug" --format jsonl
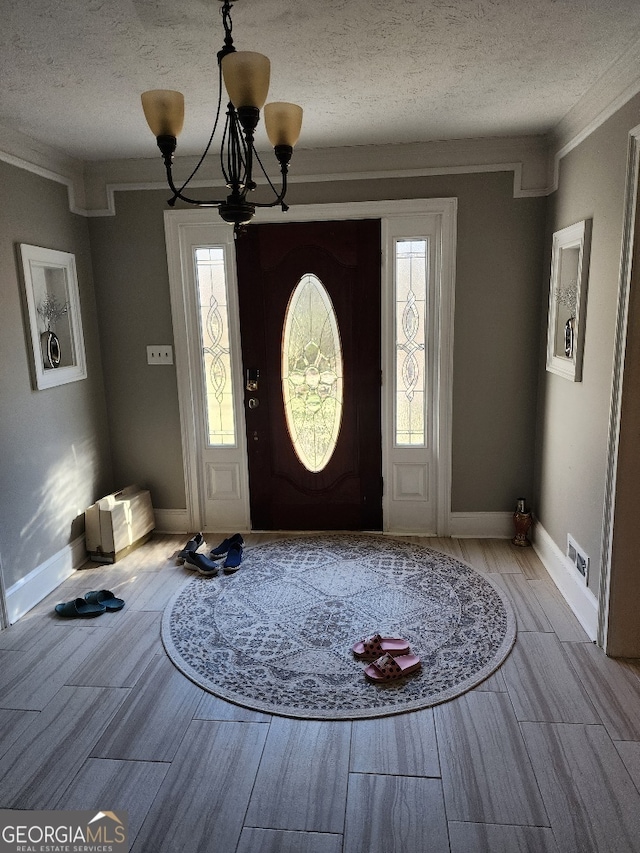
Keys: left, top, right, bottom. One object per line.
{"left": 162, "top": 534, "right": 516, "bottom": 719}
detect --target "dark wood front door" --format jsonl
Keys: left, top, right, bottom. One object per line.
{"left": 235, "top": 219, "right": 382, "bottom": 530}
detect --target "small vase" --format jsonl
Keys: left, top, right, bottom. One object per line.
{"left": 513, "top": 510, "right": 532, "bottom": 547}
{"left": 564, "top": 316, "right": 575, "bottom": 358}
{"left": 42, "top": 330, "right": 61, "bottom": 369}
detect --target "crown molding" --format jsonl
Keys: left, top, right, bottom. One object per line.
{"left": 552, "top": 36, "right": 640, "bottom": 151}
{"left": 0, "top": 130, "right": 551, "bottom": 216}
{"left": 548, "top": 36, "right": 640, "bottom": 192}
{"left": 0, "top": 118, "right": 551, "bottom": 214}
{"left": 0, "top": 121, "right": 88, "bottom": 214}
{"left": 79, "top": 135, "right": 550, "bottom": 215}
{"left": 4, "top": 30, "right": 640, "bottom": 213}
{"left": 6, "top": 49, "right": 640, "bottom": 219}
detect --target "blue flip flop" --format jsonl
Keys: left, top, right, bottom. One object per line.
{"left": 55, "top": 598, "right": 106, "bottom": 618}
{"left": 84, "top": 590, "right": 125, "bottom": 611}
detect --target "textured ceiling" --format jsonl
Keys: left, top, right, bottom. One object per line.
{"left": 2, "top": 0, "right": 640, "bottom": 162}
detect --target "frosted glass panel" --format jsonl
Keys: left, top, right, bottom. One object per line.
{"left": 395, "top": 239, "right": 427, "bottom": 446}
{"left": 282, "top": 274, "right": 343, "bottom": 472}
{"left": 195, "top": 247, "right": 236, "bottom": 446}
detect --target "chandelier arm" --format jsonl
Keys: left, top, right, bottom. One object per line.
{"left": 174, "top": 61, "right": 227, "bottom": 200}
{"left": 165, "top": 167, "right": 227, "bottom": 207}
{"left": 161, "top": 145, "right": 225, "bottom": 206}
{"left": 252, "top": 146, "right": 278, "bottom": 194}
{"left": 223, "top": 108, "right": 250, "bottom": 193}
{"left": 252, "top": 168, "right": 289, "bottom": 210}
{"left": 251, "top": 147, "right": 290, "bottom": 211}
{"left": 235, "top": 107, "right": 260, "bottom": 191}
{"left": 253, "top": 148, "right": 286, "bottom": 198}
{"left": 219, "top": 112, "right": 233, "bottom": 187}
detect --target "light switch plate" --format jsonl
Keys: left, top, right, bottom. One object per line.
{"left": 147, "top": 345, "right": 173, "bottom": 365}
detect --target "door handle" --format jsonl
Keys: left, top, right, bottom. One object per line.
{"left": 248, "top": 397, "right": 259, "bottom": 409}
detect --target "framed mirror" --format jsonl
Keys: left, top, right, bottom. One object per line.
{"left": 19, "top": 244, "right": 87, "bottom": 390}
{"left": 546, "top": 219, "right": 592, "bottom": 382}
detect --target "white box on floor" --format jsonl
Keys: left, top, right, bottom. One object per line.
{"left": 85, "top": 485, "right": 155, "bottom": 563}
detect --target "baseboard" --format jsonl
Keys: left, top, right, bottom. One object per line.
{"left": 153, "top": 508, "right": 190, "bottom": 534}
{"left": 533, "top": 521, "right": 599, "bottom": 641}
{"left": 449, "top": 511, "right": 514, "bottom": 538}
{"left": 152, "top": 510, "right": 512, "bottom": 538}
{"left": 6, "top": 536, "right": 87, "bottom": 624}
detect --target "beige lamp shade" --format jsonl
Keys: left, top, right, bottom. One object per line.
{"left": 221, "top": 51, "right": 270, "bottom": 109}
{"left": 141, "top": 90, "right": 185, "bottom": 137}
{"left": 264, "top": 102, "right": 303, "bottom": 147}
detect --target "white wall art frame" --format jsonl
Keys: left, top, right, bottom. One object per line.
{"left": 20, "top": 243, "right": 87, "bottom": 390}
{"left": 546, "top": 219, "right": 592, "bottom": 382}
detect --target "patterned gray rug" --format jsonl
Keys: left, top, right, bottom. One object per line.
{"left": 162, "top": 534, "right": 516, "bottom": 719}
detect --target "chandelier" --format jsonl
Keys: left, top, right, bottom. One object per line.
{"left": 141, "top": 0, "right": 303, "bottom": 231}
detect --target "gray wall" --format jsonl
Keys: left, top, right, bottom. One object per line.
{"left": 3, "top": 107, "right": 635, "bottom": 621}
{"left": 0, "top": 161, "right": 112, "bottom": 590}
{"left": 87, "top": 192, "right": 185, "bottom": 509}
{"left": 88, "top": 170, "right": 546, "bottom": 516}
{"left": 536, "top": 92, "right": 640, "bottom": 596}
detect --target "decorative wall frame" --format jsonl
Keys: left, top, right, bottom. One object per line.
{"left": 546, "top": 219, "right": 592, "bottom": 382}
{"left": 20, "top": 244, "right": 87, "bottom": 390}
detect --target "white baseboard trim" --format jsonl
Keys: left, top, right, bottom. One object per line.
{"left": 533, "top": 522, "right": 599, "bottom": 641}
{"left": 154, "top": 508, "right": 190, "bottom": 534}
{"left": 6, "top": 536, "right": 88, "bottom": 624}
{"left": 449, "top": 512, "right": 514, "bottom": 538}
{"left": 384, "top": 527, "right": 438, "bottom": 536}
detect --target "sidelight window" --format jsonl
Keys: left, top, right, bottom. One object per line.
{"left": 194, "top": 246, "right": 236, "bottom": 446}
{"left": 395, "top": 239, "right": 428, "bottom": 446}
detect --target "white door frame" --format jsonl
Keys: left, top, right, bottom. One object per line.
{"left": 164, "top": 198, "right": 457, "bottom": 534}
{"left": 0, "top": 554, "right": 8, "bottom": 630}
{"left": 597, "top": 125, "right": 640, "bottom": 651}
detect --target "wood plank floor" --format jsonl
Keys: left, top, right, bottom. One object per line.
{"left": 2, "top": 533, "right": 640, "bottom": 852}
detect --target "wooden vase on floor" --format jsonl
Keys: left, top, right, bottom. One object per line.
{"left": 513, "top": 510, "right": 532, "bottom": 547}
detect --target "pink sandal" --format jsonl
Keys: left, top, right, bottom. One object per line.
{"left": 352, "top": 633, "right": 411, "bottom": 660}
{"left": 364, "top": 652, "right": 422, "bottom": 682}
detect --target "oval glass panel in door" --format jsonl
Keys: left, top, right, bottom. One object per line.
{"left": 282, "top": 273, "right": 343, "bottom": 472}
